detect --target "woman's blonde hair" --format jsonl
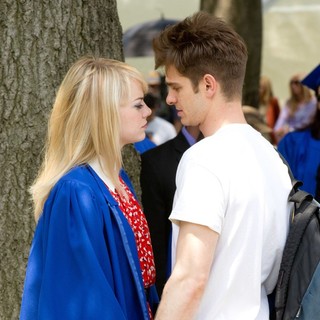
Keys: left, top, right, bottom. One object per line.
{"left": 31, "top": 56, "right": 147, "bottom": 220}
{"left": 259, "top": 75, "right": 274, "bottom": 105}
{"left": 288, "top": 73, "right": 313, "bottom": 114}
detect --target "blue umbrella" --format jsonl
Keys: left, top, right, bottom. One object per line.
{"left": 123, "top": 18, "right": 180, "bottom": 57}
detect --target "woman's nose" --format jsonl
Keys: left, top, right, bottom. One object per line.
{"left": 144, "top": 104, "right": 152, "bottom": 117}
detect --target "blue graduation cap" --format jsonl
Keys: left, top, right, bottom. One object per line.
{"left": 301, "top": 64, "right": 320, "bottom": 91}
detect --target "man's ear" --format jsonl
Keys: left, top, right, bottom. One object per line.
{"left": 203, "top": 74, "right": 217, "bottom": 97}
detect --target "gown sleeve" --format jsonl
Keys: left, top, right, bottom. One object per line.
{"left": 20, "top": 179, "right": 127, "bottom": 320}
{"left": 277, "top": 132, "right": 300, "bottom": 179}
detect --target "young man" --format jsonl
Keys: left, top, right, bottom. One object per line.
{"left": 152, "top": 11, "right": 292, "bottom": 320}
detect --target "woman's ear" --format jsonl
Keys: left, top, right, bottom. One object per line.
{"left": 203, "top": 74, "right": 217, "bottom": 97}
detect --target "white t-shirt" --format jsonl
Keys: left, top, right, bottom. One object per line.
{"left": 146, "top": 116, "right": 177, "bottom": 145}
{"left": 170, "top": 124, "right": 292, "bottom": 320}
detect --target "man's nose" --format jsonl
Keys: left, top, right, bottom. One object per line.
{"left": 166, "top": 91, "right": 176, "bottom": 106}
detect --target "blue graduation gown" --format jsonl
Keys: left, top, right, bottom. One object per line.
{"left": 134, "top": 137, "right": 157, "bottom": 154}
{"left": 20, "top": 165, "right": 158, "bottom": 320}
{"left": 278, "top": 129, "right": 320, "bottom": 197}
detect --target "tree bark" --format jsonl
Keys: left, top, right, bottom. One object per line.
{"left": 200, "top": 0, "right": 262, "bottom": 108}
{"left": 0, "top": 1, "right": 126, "bottom": 318}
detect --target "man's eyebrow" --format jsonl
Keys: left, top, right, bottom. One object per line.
{"left": 166, "top": 81, "right": 178, "bottom": 87}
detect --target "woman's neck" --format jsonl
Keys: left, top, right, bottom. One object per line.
{"left": 89, "top": 158, "right": 116, "bottom": 191}
{"left": 89, "top": 157, "right": 129, "bottom": 201}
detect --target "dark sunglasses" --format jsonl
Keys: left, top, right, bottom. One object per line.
{"left": 290, "top": 80, "right": 301, "bottom": 85}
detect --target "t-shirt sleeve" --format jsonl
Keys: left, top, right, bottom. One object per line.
{"left": 169, "top": 156, "right": 226, "bottom": 234}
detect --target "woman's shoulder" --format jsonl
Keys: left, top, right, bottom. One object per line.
{"left": 61, "top": 165, "right": 91, "bottom": 181}
{"left": 48, "top": 166, "right": 95, "bottom": 199}
{"left": 48, "top": 165, "right": 101, "bottom": 204}
{"left": 43, "top": 165, "right": 109, "bottom": 224}
{"left": 303, "top": 96, "right": 317, "bottom": 108}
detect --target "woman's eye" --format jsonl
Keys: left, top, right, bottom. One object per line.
{"left": 134, "top": 103, "right": 144, "bottom": 109}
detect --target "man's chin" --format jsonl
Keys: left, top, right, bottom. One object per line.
{"left": 181, "top": 118, "right": 191, "bottom": 126}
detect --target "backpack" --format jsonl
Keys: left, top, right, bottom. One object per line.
{"left": 273, "top": 176, "right": 320, "bottom": 320}
{"left": 316, "top": 164, "right": 320, "bottom": 202}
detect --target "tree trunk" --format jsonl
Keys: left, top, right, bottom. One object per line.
{"left": 0, "top": 1, "right": 126, "bottom": 318}
{"left": 200, "top": 0, "right": 262, "bottom": 108}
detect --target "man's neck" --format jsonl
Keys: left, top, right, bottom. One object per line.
{"left": 200, "top": 101, "right": 246, "bottom": 137}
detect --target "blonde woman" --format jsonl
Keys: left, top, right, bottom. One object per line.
{"left": 259, "top": 76, "right": 280, "bottom": 128}
{"left": 20, "top": 57, "right": 158, "bottom": 320}
{"left": 274, "top": 73, "right": 317, "bottom": 143}
{"left": 259, "top": 76, "right": 281, "bottom": 144}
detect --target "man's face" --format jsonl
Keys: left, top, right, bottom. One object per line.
{"left": 165, "top": 65, "right": 205, "bottom": 127}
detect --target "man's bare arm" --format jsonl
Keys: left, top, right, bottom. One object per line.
{"left": 155, "top": 221, "right": 218, "bottom": 320}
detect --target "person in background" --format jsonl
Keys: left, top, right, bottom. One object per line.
{"left": 146, "top": 70, "right": 163, "bottom": 98}
{"left": 134, "top": 136, "right": 157, "bottom": 154}
{"left": 259, "top": 75, "right": 280, "bottom": 144}
{"left": 278, "top": 64, "right": 320, "bottom": 201}
{"left": 274, "top": 73, "right": 317, "bottom": 143}
{"left": 152, "top": 11, "right": 292, "bottom": 320}
{"left": 140, "top": 125, "right": 201, "bottom": 297}
{"left": 20, "top": 56, "right": 158, "bottom": 320}
{"left": 242, "top": 105, "right": 273, "bottom": 143}
{"left": 146, "top": 70, "right": 182, "bottom": 132}
{"left": 145, "top": 93, "right": 177, "bottom": 146}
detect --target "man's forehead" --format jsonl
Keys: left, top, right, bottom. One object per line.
{"left": 165, "top": 66, "right": 187, "bottom": 84}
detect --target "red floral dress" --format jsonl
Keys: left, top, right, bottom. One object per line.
{"left": 108, "top": 178, "right": 156, "bottom": 318}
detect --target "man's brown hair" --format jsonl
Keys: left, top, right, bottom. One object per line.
{"left": 153, "top": 11, "right": 248, "bottom": 100}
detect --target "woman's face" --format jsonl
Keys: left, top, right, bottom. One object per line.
{"left": 259, "top": 78, "right": 267, "bottom": 96}
{"left": 119, "top": 80, "right": 151, "bottom": 146}
{"left": 290, "top": 77, "right": 302, "bottom": 95}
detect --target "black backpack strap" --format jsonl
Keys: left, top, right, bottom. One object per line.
{"left": 289, "top": 189, "right": 314, "bottom": 204}
{"left": 275, "top": 196, "right": 319, "bottom": 319}
{"left": 315, "top": 164, "right": 320, "bottom": 202}
{"left": 289, "top": 189, "right": 314, "bottom": 220}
